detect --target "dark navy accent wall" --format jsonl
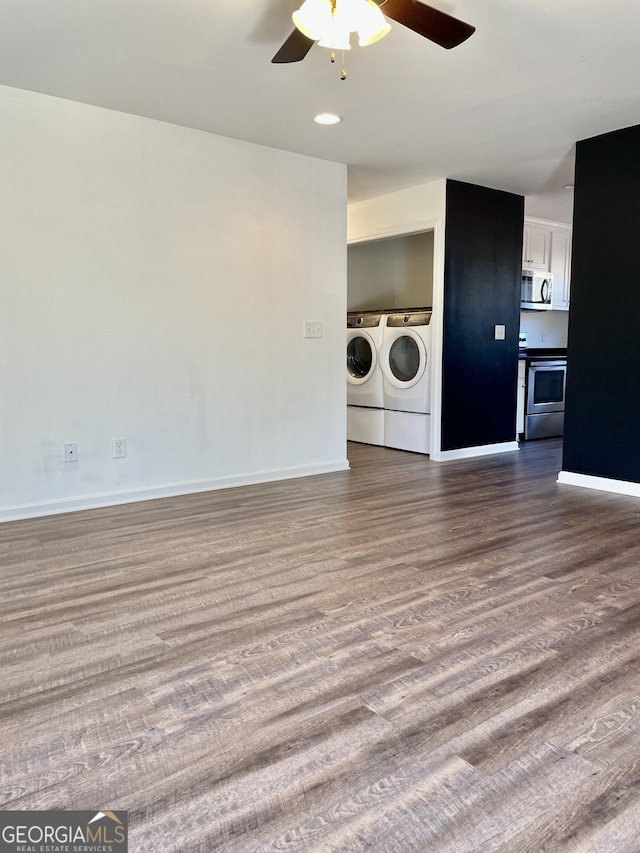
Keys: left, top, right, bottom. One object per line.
{"left": 563, "top": 124, "right": 640, "bottom": 483}
{"left": 441, "top": 180, "right": 524, "bottom": 452}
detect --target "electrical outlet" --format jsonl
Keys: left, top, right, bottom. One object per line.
{"left": 304, "top": 321, "right": 322, "bottom": 339}
{"left": 112, "top": 437, "right": 127, "bottom": 458}
{"left": 64, "top": 442, "right": 78, "bottom": 462}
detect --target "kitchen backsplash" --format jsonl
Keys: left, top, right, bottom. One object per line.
{"left": 519, "top": 309, "right": 569, "bottom": 348}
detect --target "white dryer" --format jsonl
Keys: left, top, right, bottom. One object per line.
{"left": 346, "top": 312, "right": 386, "bottom": 445}
{"left": 380, "top": 310, "right": 432, "bottom": 454}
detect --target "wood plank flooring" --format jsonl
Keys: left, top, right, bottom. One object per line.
{"left": 3, "top": 439, "right": 640, "bottom": 851}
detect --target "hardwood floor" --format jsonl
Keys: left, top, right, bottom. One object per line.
{"left": 3, "top": 439, "right": 640, "bottom": 851}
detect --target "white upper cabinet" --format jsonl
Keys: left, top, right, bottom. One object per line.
{"left": 523, "top": 224, "right": 551, "bottom": 270}
{"left": 550, "top": 228, "right": 572, "bottom": 311}
{"left": 523, "top": 218, "right": 572, "bottom": 311}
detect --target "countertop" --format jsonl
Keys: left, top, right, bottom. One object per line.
{"left": 519, "top": 347, "right": 567, "bottom": 361}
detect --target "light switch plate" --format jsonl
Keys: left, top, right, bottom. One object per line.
{"left": 304, "top": 321, "right": 322, "bottom": 339}
{"left": 494, "top": 324, "right": 506, "bottom": 341}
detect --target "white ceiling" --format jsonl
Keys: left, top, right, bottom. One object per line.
{"left": 1, "top": 0, "right": 639, "bottom": 221}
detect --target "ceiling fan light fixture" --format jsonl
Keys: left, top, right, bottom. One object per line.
{"left": 357, "top": 0, "right": 391, "bottom": 46}
{"left": 274, "top": 1, "right": 475, "bottom": 64}
{"left": 292, "top": 0, "right": 333, "bottom": 40}
{"left": 292, "top": 0, "right": 389, "bottom": 51}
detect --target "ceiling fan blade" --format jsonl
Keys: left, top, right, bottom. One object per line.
{"left": 272, "top": 28, "right": 315, "bottom": 63}
{"left": 380, "top": 0, "right": 475, "bottom": 49}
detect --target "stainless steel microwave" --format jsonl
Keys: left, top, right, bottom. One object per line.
{"left": 522, "top": 270, "right": 552, "bottom": 309}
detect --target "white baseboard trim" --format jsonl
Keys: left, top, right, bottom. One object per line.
{"left": 0, "top": 458, "right": 351, "bottom": 523}
{"left": 557, "top": 470, "right": 640, "bottom": 498}
{"left": 432, "top": 441, "right": 520, "bottom": 462}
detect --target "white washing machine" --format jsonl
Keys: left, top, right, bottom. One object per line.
{"left": 380, "top": 310, "right": 432, "bottom": 454}
{"left": 346, "top": 312, "right": 386, "bottom": 445}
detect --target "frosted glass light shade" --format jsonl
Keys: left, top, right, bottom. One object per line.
{"left": 357, "top": 0, "right": 391, "bottom": 46}
{"left": 317, "top": 2, "right": 352, "bottom": 50}
{"left": 292, "top": 0, "right": 333, "bottom": 40}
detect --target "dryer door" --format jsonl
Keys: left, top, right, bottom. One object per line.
{"left": 347, "top": 330, "right": 377, "bottom": 385}
{"left": 381, "top": 329, "right": 427, "bottom": 389}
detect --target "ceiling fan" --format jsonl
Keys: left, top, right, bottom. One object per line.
{"left": 272, "top": 0, "right": 475, "bottom": 64}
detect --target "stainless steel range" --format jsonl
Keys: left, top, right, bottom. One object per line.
{"left": 525, "top": 357, "right": 567, "bottom": 440}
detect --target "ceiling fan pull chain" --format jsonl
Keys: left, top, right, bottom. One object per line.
{"left": 329, "top": 49, "right": 346, "bottom": 79}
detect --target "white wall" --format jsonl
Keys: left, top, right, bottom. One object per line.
{"left": 347, "top": 231, "right": 434, "bottom": 312}
{"left": 0, "top": 86, "right": 348, "bottom": 521}
{"left": 348, "top": 180, "right": 447, "bottom": 457}
{"left": 525, "top": 190, "right": 573, "bottom": 226}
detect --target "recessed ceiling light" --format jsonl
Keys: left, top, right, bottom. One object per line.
{"left": 313, "top": 113, "right": 342, "bottom": 126}
{"left": 563, "top": 184, "right": 574, "bottom": 190}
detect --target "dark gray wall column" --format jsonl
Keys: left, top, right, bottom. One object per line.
{"left": 563, "top": 124, "right": 640, "bottom": 483}
{"left": 441, "top": 180, "right": 524, "bottom": 452}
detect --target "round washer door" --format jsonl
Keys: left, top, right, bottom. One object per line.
{"left": 347, "top": 330, "right": 377, "bottom": 385}
{"left": 381, "top": 330, "right": 427, "bottom": 388}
